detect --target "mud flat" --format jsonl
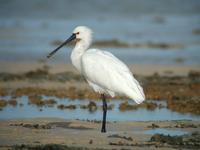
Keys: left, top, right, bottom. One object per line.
{"left": 0, "top": 62, "right": 200, "bottom": 149}
{"left": 0, "top": 118, "right": 199, "bottom": 150}
{"left": 0, "top": 62, "right": 200, "bottom": 114}
{"left": 1, "top": 61, "right": 199, "bottom": 76}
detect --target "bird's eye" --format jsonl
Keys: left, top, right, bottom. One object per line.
{"left": 76, "top": 32, "right": 80, "bottom": 35}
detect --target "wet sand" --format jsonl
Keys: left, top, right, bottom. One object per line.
{"left": 0, "top": 118, "right": 200, "bottom": 150}
{"left": 0, "top": 62, "right": 200, "bottom": 149}
{"left": 1, "top": 61, "right": 200, "bottom": 76}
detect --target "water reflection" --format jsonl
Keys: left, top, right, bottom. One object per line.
{"left": 144, "top": 128, "right": 188, "bottom": 136}
{"left": 0, "top": 96, "right": 200, "bottom": 121}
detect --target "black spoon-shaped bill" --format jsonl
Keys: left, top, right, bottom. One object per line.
{"left": 47, "top": 33, "right": 76, "bottom": 58}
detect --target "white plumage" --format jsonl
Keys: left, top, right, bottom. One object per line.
{"left": 71, "top": 26, "right": 145, "bottom": 104}
{"left": 47, "top": 26, "right": 146, "bottom": 132}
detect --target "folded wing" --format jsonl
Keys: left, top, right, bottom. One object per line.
{"left": 81, "top": 49, "right": 145, "bottom": 104}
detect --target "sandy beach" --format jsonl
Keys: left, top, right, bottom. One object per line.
{"left": 0, "top": 118, "right": 199, "bottom": 150}
{"left": 1, "top": 61, "right": 200, "bottom": 76}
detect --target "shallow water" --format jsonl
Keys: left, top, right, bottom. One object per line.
{"left": 144, "top": 128, "right": 188, "bottom": 136}
{"left": 0, "top": 96, "right": 200, "bottom": 121}
{"left": 0, "top": 17, "right": 199, "bottom": 65}
{"left": 0, "top": 0, "right": 200, "bottom": 65}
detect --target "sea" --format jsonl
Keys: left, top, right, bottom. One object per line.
{"left": 0, "top": 0, "right": 200, "bottom": 65}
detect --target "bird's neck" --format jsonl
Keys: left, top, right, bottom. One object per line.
{"left": 70, "top": 40, "right": 91, "bottom": 72}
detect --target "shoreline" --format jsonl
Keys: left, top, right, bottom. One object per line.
{"left": 0, "top": 61, "right": 200, "bottom": 115}
{"left": 0, "top": 61, "right": 200, "bottom": 76}
{"left": 0, "top": 61, "right": 200, "bottom": 149}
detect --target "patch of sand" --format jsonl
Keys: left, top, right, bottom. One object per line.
{"left": 0, "top": 118, "right": 199, "bottom": 149}
{"left": 0, "top": 61, "right": 200, "bottom": 76}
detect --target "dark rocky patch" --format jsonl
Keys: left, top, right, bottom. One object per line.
{"left": 108, "top": 134, "right": 133, "bottom": 141}
{"left": 150, "top": 132, "right": 200, "bottom": 149}
{"left": 8, "top": 99, "right": 18, "bottom": 106}
{"left": 192, "top": 28, "right": 200, "bottom": 35}
{"left": 28, "top": 96, "right": 57, "bottom": 107}
{"left": 13, "top": 144, "right": 106, "bottom": 150}
{"left": 167, "top": 97, "right": 200, "bottom": 115}
{"left": 0, "top": 99, "right": 7, "bottom": 107}
{"left": 10, "top": 123, "right": 52, "bottom": 129}
{"left": 57, "top": 104, "right": 76, "bottom": 110}
{"left": 0, "top": 99, "right": 18, "bottom": 107}
{"left": 83, "top": 119, "right": 101, "bottom": 124}
{"left": 150, "top": 134, "right": 183, "bottom": 145}
{"left": 172, "top": 122, "right": 200, "bottom": 128}
{"left": 0, "top": 67, "right": 83, "bottom": 83}
{"left": 80, "top": 101, "right": 97, "bottom": 112}
{"left": 119, "top": 101, "right": 157, "bottom": 111}
{"left": 89, "top": 139, "right": 93, "bottom": 144}
{"left": 147, "top": 123, "right": 160, "bottom": 129}
{"left": 10, "top": 122, "right": 92, "bottom": 130}
{"left": 47, "top": 122, "right": 92, "bottom": 130}
{"left": 0, "top": 88, "right": 8, "bottom": 96}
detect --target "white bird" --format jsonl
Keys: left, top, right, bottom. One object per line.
{"left": 47, "top": 26, "right": 145, "bottom": 132}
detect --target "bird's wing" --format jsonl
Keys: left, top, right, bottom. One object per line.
{"left": 81, "top": 49, "right": 145, "bottom": 103}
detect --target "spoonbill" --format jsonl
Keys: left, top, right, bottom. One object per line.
{"left": 47, "top": 26, "right": 145, "bottom": 133}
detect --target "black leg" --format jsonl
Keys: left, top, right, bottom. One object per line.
{"left": 101, "top": 94, "right": 107, "bottom": 133}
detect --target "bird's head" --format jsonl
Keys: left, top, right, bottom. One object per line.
{"left": 73, "top": 26, "right": 92, "bottom": 44}
{"left": 47, "top": 26, "right": 92, "bottom": 58}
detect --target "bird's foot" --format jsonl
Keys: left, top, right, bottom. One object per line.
{"left": 101, "top": 127, "right": 106, "bottom": 133}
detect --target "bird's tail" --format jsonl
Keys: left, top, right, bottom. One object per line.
{"left": 126, "top": 80, "right": 145, "bottom": 104}
{"left": 129, "top": 89, "right": 145, "bottom": 104}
